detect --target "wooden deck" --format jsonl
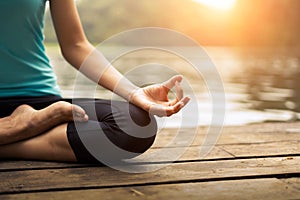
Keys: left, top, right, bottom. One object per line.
{"left": 0, "top": 122, "right": 300, "bottom": 200}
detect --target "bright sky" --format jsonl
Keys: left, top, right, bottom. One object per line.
{"left": 193, "top": 0, "right": 237, "bottom": 11}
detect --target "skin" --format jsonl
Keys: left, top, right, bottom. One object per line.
{"left": 0, "top": 0, "right": 190, "bottom": 162}
{"left": 0, "top": 101, "right": 88, "bottom": 145}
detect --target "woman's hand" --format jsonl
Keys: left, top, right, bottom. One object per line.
{"left": 130, "top": 75, "right": 190, "bottom": 117}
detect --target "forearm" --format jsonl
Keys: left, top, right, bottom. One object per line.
{"left": 50, "top": 0, "right": 189, "bottom": 117}
{"left": 62, "top": 42, "right": 138, "bottom": 101}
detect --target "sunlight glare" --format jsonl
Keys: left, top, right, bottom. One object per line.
{"left": 193, "top": 0, "right": 237, "bottom": 11}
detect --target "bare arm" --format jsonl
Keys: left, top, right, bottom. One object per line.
{"left": 49, "top": 0, "right": 137, "bottom": 100}
{"left": 49, "top": 0, "right": 189, "bottom": 116}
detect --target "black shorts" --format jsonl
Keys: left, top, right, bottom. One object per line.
{"left": 0, "top": 95, "right": 157, "bottom": 164}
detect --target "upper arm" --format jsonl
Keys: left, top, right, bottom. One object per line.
{"left": 49, "top": 0, "right": 88, "bottom": 53}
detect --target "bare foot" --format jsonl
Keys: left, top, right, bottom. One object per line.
{"left": 0, "top": 101, "right": 88, "bottom": 145}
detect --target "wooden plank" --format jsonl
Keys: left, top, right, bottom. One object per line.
{"left": 0, "top": 156, "right": 299, "bottom": 194}
{"left": 220, "top": 140, "right": 300, "bottom": 158}
{"left": 153, "top": 122, "right": 300, "bottom": 148}
{"left": 220, "top": 122, "right": 300, "bottom": 135}
{"left": 279, "top": 178, "right": 300, "bottom": 192}
{"left": 215, "top": 132, "right": 300, "bottom": 146}
{"left": 1, "top": 178, "right": 299, "bottom": 200}
{"left": 0, "top": 122, "right": 299, "bottom": 171}
{"left": 1, "top": 139, "right": 299, "bottom": 172}
{"left": 1, "top": 121, "right": 299, "bottom": 172}
{"left": 0, "top": 146, "right": 232, "bottom": 172}
{"left": 145, "top": 146, "right": 233, "bottom": 161}
{"left": 0, "top": 161, "right": 88, "bottom": 171}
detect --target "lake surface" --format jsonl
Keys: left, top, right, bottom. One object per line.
{"left": 46, "top": 45, "right": 300, "bottom": 127}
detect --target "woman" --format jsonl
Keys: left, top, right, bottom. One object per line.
{"left": 0, "top": 0, "right": 189, "bottom": 163}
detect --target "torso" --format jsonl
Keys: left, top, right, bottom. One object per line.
{"left": 0, "top": 0, "right": 61, "bottom": 97}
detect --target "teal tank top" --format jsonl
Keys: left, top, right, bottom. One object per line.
{"left": 0, "top": 0, "right": 61, "bottom": 97}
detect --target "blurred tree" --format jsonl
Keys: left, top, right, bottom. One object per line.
{"left": 44, "top": 0, "right": 300, "bottom": 46}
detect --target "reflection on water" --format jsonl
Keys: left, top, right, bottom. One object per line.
{"left": 46, "top": 45, "right": 300, "bottom": 127}
{"left": 237, "top": 55, "right": 300, "bottom": 111}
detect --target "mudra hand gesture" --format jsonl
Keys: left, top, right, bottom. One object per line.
{"left": 130, "top": 75, "right": 190, "bottom": 117}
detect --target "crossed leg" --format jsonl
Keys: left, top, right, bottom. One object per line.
{"left": 0, "top": 123, "right": 77, "bottom": 162}
{"left": 0, "top": 101, "right": 88, "bottom": 145}
{"left": 0, "top": 99, "right": 157, "bottom": 163}
{"left": 0, "top": 101, "right": 89, "bottom": 162}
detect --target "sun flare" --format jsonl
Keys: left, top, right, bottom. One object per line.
{"left": 193, "top": 0, "right": 237, "bottom": 11}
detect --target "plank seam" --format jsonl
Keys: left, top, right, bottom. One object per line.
{"left": 0, "top": 173, "right": 299, "bottom": 196}
{"left": 1, "top": 154, "right": 299, "bottom": 172}
{"left": 151, "top": 140, "right": 300, "bottom": 149}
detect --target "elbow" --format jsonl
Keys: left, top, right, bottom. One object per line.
{"left": 60, "top": 40, "right": 94, "bottom": 68}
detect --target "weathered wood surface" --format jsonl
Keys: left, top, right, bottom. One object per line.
{"left": 0, "top": 140, "right": 298, "bottom": 171}
{"left": 0, "top": 122, "right": 299, "bottom": 199}
{"left": 0, "top": 156, "right": 299, "bottom": 194}
{"left": 2, "top": 178, "right": 299, "bottom": 200}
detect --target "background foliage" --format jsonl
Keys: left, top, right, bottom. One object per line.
{"left": 45, "top": 0, "right": 300, "bottom": 46}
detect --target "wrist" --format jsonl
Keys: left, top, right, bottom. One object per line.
{"left": 126, "top": 86, "right": 140, "bottom": 103}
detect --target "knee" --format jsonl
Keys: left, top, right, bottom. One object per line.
{"left": 109, "top": 103, "right": 158, "bottom": 155}
{"left": 122, "top": 131, "right": 157, "bottom": 155}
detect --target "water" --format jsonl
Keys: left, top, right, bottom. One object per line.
{"left": 46, "top": 45, "right": 300, "bottom": 127}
